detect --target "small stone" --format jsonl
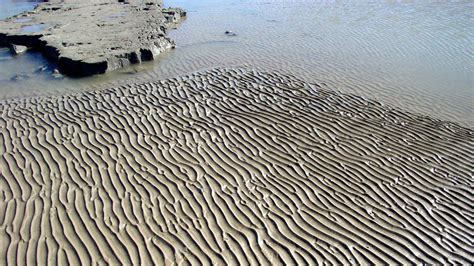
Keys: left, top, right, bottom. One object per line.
{"left": 52, "top": 69, "right": 63, "bottom": 79}
{"left": 10, "top": 44, "right": 28, "bottom": 55}
{"left": 10, "top": 74, "right": 29, "bottom": 81}
{"left": 35, "top": 65, "right": 48, "bottom": 73}
{"left": 225, "top": 30, "right": 237, "bottom": 36}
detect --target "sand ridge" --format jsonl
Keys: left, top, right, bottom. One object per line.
{"left": 0, "top": 68, "right": 473, "bottom": 264}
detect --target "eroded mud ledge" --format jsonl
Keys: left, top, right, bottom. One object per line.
{"left": 0, "top": 0, "right": 185, "bottom": 76}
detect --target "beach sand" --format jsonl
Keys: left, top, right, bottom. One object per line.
{"left": 1, "top": 68, "right": 472, "bottom": 264}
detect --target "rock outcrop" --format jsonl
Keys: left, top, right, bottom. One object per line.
{"left": 0, "top": 0, "right": 186, "bottom": 76}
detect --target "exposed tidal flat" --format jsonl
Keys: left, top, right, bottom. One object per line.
{"left": 1, "top": 0, "right": 474, "bottom": 265}
{"left": 1, "top": 68, "right": 473, "bottom": 264}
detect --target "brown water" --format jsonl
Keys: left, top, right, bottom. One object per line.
{"left": 0, "top": 0, "right": 473, "bottom": 126}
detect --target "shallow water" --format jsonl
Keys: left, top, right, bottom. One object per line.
{"left": 20, "top": 22, "right": 46, "bottom": 32}
{"left": 160, "top": 0, "right": 474, "bottom": 126}
{"left": 0, "top": 0, "right": 473, "bottom": 126}
{"left": 0, "top": 0, "right": 41, "bottom": 19}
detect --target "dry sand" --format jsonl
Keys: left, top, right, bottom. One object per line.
{"left": 0, "top": 68, "right": 473, "bottom": 264}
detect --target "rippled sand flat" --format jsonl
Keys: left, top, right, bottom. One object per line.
{"left": 1, "top": 68, "right": 473, "bottom": 264}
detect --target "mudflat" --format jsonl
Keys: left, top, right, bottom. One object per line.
{"left": 1, "top": 68, "right": 472, "bottom": 264}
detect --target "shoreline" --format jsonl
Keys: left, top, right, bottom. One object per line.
{"left": 1, "top": 67, "right": 472, "bottom": 264}
{"left": 2, "top": 65, "right": 472, "bottom": 132}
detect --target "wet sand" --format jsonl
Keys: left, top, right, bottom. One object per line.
{"left": 1, "top": 68, "right": 472, "bottom": 264}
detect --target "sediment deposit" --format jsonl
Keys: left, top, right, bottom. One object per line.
{"left": 1, "top": 68, "right": 473, "bottom": 264}
{"left": 0, "top": 0, "right": 185, "bottom": 76}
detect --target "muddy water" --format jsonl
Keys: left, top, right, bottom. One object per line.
{"left": 0, "top": 0, "right": 473, "bottom": 126}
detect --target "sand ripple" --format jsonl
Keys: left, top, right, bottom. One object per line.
{"left": 1, "top": 68, "right": 473, "bottom": 264}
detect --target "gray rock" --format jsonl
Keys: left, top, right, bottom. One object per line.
{"left": 163, "top": 8, "right": 186, "bottom": 24}
{"left": 0, "top": 0, "right": 185, "bottom": 77}
{"left": 10, "top": 44, "right": 27, "bottom": 54}
{"left": 35, "top": 65, "right": 49, "bottom": 73}
{"left": 52, "top": 69, "right": 64, "bottom": 79}
{"left": 10, "top": 74, "right": 30, "bottom": 81}
{"left": 225, "top": 30, "right": 237, "bottom": 37}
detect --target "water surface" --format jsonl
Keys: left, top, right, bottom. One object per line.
{"left": 0, "top": 0, "right": 41, "bottom": 19}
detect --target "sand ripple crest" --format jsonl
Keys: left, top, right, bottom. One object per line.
{"left": 1, "top": 68, "right": 473, "bottom": 265}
